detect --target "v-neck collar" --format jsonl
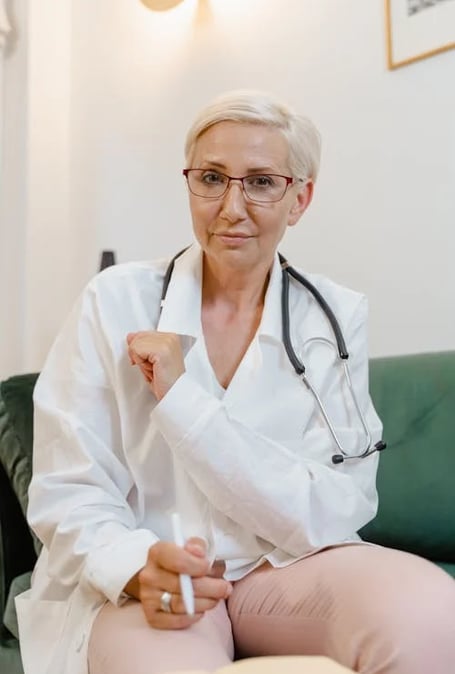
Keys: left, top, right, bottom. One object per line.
{"left": 156, "top": 243, "right": 283, "bottom": 344}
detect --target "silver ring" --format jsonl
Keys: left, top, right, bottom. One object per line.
{"left": 160, "top": 591, "right": 172, "bottom": 613}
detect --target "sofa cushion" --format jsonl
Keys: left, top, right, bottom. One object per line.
{"left": 0, "top": 374, "right": 41, "bottom": 555}
{"left": 0, "top": 635, "right": 23, "bottom": 674}
{"left": 361, "top": 351, "right": 455, "bottom": 562}
{"left": 438, "top": 562, "right": 455, "bottom": 579}
{"left": 3, "top": 572, "right": 31, "bottom": 640}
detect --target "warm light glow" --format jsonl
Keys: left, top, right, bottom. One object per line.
{"left": 140, "top": 0, "right": 185, "bottom": 11}
{"left": 132, "top": 0, "right": 197, "bottom": 60}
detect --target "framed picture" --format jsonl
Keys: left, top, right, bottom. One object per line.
{"left": 385, "top": 0, "right": 455, "bottom": 69}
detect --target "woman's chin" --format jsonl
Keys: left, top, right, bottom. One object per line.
{"left": 204, "top": 245, "right": 272, "bottom": 276}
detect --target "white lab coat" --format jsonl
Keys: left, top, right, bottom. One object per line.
{"left": 16, "top": 244, "right": 382, "bottom": 674}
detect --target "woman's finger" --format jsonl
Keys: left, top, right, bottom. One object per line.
{"left": 192, "top": 575, "right": 232, "bottom": 600}
{"left": 148, "top": 541, "right": 210, "bottom": 577}
{"left": 140, "top": 593, "right": 203, "bottom": 630}
{"left": 168, "top": 593, "right": 219, "bottom": 615}
{"left": 139, "top": 565, "right": 183, "bottom": 598}
{"left": 209, "top": 560, "right": 226, "bottom": 579}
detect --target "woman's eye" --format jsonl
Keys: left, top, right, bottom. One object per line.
{"left": 248, "top": 175, "right": 274, "bottom": 188}
{"left": 202, "top": 172, "right": 224, "bottom": 184}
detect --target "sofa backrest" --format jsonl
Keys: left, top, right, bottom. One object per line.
{"left": 362, "top": 351, "right": 455, "bottom": 563}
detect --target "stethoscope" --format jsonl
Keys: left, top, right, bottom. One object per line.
{"left": 160, "top": 248, "right": 387, "bottom": 465}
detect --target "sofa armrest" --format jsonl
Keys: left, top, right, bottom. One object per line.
{"left": 362, "top": 351, "right": 455, "bottom": 563}
{"left": 0, "top": 460, "right": 36, "bottom": 632}
{"left": 0, "top": 373, "right": 40, "bottom": 634}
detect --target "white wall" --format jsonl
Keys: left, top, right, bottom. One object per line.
{"left": 1, "top": 0, "right": 454, "bottom": 378}
{"left": 1, "top": 0, "right": 71, "bottom": 377}
{"left": 0, "top": 0, "right": 27, "bottom": 378}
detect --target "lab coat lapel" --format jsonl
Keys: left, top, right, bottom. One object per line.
{"left": 221, "top": 335, "right": 263, "bottom": 408}
{"left": 221, "top": 253, "right": 319, "bottom": 447}
{"left": 156, "top": 244, "right": 202, "bottom": 357}
{"left": 222, "top": 254, "right": 283, "bottom": 409}
{"left": 154, "top": 243, "right": 221, "bottom": 393}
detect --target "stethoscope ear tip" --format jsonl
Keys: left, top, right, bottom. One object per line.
{"left": 332, "top": 454, "right": 344, "bottom": 465}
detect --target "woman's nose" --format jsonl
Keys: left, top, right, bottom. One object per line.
{"left": 220, "top": 180, "right": 247, "bottom": 220}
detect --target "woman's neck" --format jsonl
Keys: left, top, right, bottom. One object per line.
{"left": 201, "top": 255, "right": 272, "bottom": 313}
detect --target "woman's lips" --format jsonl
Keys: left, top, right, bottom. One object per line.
{"left": 215, "top": 233, "right": 253, "bottom": 246}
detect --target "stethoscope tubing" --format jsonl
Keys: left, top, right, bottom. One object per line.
{"left": 279, "top": 254, "right": 376, "bottom": 461}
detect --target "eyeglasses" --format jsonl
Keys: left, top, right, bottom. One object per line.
{"left": 183, "top": 169, "right": 303, "bottom": 203}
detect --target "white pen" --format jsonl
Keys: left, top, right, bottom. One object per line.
{"left": 171, "top": 512, "right": 195, "bottom": 615}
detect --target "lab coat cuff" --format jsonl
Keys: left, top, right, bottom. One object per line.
{"left": 84, "top": 528, "right": 158, "bottom": 606}
{"left": 151, "top": 373, "right": 221, "bottom": 448}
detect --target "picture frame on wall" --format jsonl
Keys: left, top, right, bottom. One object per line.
{"left": 385, "top": 0, "right": 455, "bottom": 69}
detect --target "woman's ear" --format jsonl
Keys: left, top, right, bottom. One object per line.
{"left": 288, "top": 181, "right": 314, "bottom": 227}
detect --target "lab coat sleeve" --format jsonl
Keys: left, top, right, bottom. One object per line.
{"left": 28, "top": 282, "right": 158, "bottom": 605}
{"left": 151, "top": 297, "right": 382, "bottom": 557}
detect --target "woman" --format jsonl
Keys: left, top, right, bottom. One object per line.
{"left": 17, "top": 91, "right": 455, "bottom": 674}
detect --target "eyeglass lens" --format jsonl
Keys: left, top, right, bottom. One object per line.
{"left": 186, "top": 170, "right": 290, "bottom": 202}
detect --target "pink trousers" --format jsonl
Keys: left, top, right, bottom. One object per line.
{"left": 88, "top": 545, "right": 455, "bottom": 674}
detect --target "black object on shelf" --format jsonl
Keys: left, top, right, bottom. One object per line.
{"left": 99, "top": 250, "right": 116, "bottom": 271}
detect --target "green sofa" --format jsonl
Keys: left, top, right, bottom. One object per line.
{"left": 1, "top": 351, "right": 454, "bottom": 673}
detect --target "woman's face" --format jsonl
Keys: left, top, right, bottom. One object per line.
{"left": 186, "top": 121, "right": 313, "bottom": 274}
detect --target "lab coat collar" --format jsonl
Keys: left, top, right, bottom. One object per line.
{"left": 156, "top": 244, "right": 202, "bottom": 339}
{"left": 258, "top": 252, "right": 283, "bottom": 343}
{"left": 156, "top": 243, "right": 283, "bottom": 343}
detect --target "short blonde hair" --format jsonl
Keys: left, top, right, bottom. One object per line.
{"left": 184, "top": 90, "right": 321, "bottom": 181}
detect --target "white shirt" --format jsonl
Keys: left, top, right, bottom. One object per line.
{"left": 16, "top": 244, "right": 382, "bottom": 674}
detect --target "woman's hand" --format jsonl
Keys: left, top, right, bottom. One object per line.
{"left": 126, "top": 331, "right": 185, "bottom": 400}
{"left": 125, "top": 538, "right": 232, "bottom": 630}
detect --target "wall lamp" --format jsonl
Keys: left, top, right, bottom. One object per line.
{"left": 140, "top": 0, "right": 185, "bottom": 10}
